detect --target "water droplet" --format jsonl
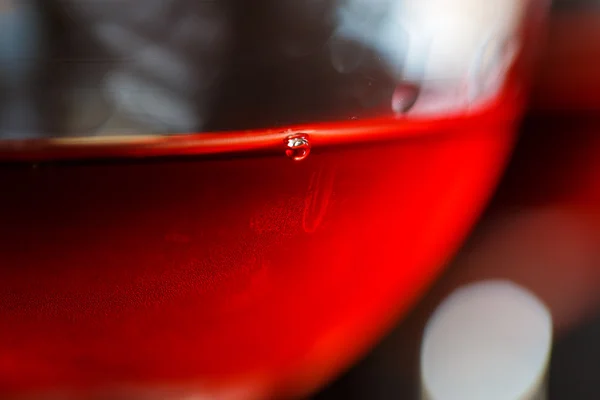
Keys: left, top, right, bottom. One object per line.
{"left": 285, "top": 133, "right": 311, "bottom": 161}
{"left": 392, "top": 83, "right": 420, "bottom": 114}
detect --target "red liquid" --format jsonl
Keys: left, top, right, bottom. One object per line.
{"left": 0, "top": 2, "right": 547, "bottom": 399}
{"left": 0, "top": 126, "right": 516, "bottom": 399}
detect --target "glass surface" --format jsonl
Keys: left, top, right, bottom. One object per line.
{"left": 0, "top": 0, "right": 530, "bottom": 140}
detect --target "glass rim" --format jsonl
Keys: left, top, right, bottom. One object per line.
{"left": 0, "top": 82, "right": 523, "bottom": 164}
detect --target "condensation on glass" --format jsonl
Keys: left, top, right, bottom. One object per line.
{"left": 0, "top": 0, "right": 532, "bottom": 140}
